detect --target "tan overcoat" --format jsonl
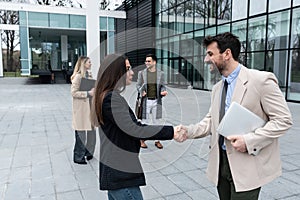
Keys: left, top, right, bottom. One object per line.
{"left": 71, "top": 72, "right": 93, "bottom": 131}
{"left": 185, "top": 65, "right": 293, "bottom": 192}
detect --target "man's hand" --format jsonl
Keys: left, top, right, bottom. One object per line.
{"left": 173, "top": 125, "right": 187, "bottom": 142}
{"left": 227, "top": 135, "right": 247, "bottom": 153}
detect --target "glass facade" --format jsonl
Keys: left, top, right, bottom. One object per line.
{"left": 155, "top": 0, "right": 300, "bottom": 102}
{"left": 14, "top": 10, "right": 116, "bottom": 80}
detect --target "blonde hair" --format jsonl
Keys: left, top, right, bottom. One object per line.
{"left": 70, "top": 56, "right": 90, "bottom": 81}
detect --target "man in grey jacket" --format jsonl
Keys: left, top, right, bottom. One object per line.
{"left": 136, "top": 54, "right": 168, "bottom": 149}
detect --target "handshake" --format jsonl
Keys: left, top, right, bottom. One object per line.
{"left": 173, "top": 125, "right": 188, "bottom": 142}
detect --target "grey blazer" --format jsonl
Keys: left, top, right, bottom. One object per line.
{"left": 136, "top": 68, "right": 167, "bottom": 119}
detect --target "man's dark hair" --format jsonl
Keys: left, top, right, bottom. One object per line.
{"left": 146, "top": 54, "right": 157, "bottom": 62}
{"left": 203, "top": 32, "right": 241, "bottom": 61}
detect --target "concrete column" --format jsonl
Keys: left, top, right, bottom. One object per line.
{"left": 61, "top": 35, "right": 68, "bottom": 63}
{"left": 86, "top": 1, "right": 100, "bottom": 78}
{"left": 0, "top": 31, "right": 3, "bottom": 77}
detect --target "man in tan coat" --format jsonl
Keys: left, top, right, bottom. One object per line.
{"left": 181, "top": 32, "right": 293, "bottom": 200}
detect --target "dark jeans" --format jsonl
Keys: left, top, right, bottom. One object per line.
{"left": 217, "top": 150, "right": 261, "bottom": 200}
{"left": 73, "top": 130, "right": 96, "bottom": 162}
{"left": 108, "top": 187, "right": 143, "bottom": 200}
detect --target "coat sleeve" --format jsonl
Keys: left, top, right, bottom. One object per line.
{"left": 71, "top": 74, "right": 88, "bottom": 98}
{"left": 136, "top": 71, "right": 145, "bottom": 93}
{"left": 160, "top": 71, "right": 167, "bottom": 92}
{"left": 103, "top": 92, "right": 174, "bottom": 140}
{"left": 243, "top": 72, "right": 293, "bottom": 155}
{"left": 183, "top": 108, "right": 212, "bottom": 139}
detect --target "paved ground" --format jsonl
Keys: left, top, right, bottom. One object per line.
{"left": 0, "top": 77, "right": 299, "bottom": 200}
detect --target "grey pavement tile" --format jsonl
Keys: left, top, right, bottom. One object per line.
{"left": 186, "top": 189, "right": 218, "bottom": 200}
{"left": 17, "top": 134, "right": 32, "bottom": 146}
{"left": 168, "top": 173, "right": 201, "bottom": 192}
{"left": 282, "top": 170, "right": 300, "bottom": 184}
{"left": 31, "top": 178, "right": 55, "bottom": 198}
{"left": 184, "top": 169, "right": 214, "bottom": 189}
{"left": 171, "top": 157, "right": 200, "bottom": 172}
{"left": 144, "top": 168, "right": 162, "bottom": 179}
{"left": 158, "top": 163, "right": 180, "bottom": 176}
{"left": 9, "top": 166, "right": 31, "bottom": 182}
{"left": 0, "top": 156, "right": 13, "bottom": 170}
{"left": 0, "top": 147, "right": 14, "bottom": 160}
{"left": 51, "top": 152, "right": 73, "bottom": 176}
{"left": 57, "top": 190, "right": 83, "bottom": 200}
{"left": 140, "top": 162, "right": 156, "bottom": 173}
{"left": 147, "top": 176, "right": 183, "bottom": 196}
{"left": 12, "top": 147, "right": 31, "bottom": 168}
{"left": 71, "top": 161, "right": 94, "bottom": 173}
{"left": 165, "top": 193, "right": 193, "bottom": 200}
{"left": 4, "top": 180, "right": 30, "bottom": 200}
{"left": 54, "top": 175, "right": 79, "bottom": 193}
{"left": 141, "top": 185, "right": 162, "bottom": 200}
{"left": 31, "top": 194, "right": 56, "bottom": 200}
{"left": 260, "top": 178, "right": 299, "bottom": 199}
{"left": 278, "top": 195, "right": 300, "bottom": 200}
{"left": 32, "top": 160, "right": 53, "bottom": 180}
{"left": 151, "top": 160, "right": 177, "bottom": 173}
{"left": 0, "top": 134, "right": 19, "bottom": 149}
{"left": 0, "top": 168, "right": 10, "bottom": 184}
{"left": 81, "top": 187, "right": 108, "bottom": 200}
{"left": 74, "top": 171, "right": 98, "bottom": 190}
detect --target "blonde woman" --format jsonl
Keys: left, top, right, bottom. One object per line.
{"left": 71, "top": 56, "right": 96, "bottom": 164}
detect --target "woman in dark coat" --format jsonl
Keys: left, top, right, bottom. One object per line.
{"left": 90, "top": 54, "right": 185, "bottom": 200}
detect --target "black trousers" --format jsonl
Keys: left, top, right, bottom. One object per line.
{"left": 217, "top": 150, "right": 261, "bottom": 200}
{"left": 73, "top": 130, "right": 96, "bottom": 162}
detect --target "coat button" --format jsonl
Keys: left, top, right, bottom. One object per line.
{"left": 254, "top": 148, "right": 257, "bottom": 151}
{"left": 209, "top": 145, "right": 211, "bottom": 149}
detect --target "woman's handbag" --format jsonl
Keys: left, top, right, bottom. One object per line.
{"left": 135, "top": 92, "right": 143, "bottom": 119}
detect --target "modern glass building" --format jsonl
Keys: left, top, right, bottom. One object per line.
{"left": 116, "top": 0, "right": 300, "bottom": 103}
{"left": 0, "top": 2, "right": 125, "bottom": 82}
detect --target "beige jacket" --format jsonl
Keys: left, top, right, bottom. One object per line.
{"left": 185, "top": 66, "right": 293, "bottom": 192}
{"left": 71, "top": 72, "right": 93, "bottom": 131}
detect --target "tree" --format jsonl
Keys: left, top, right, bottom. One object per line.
{"left": 0, "top": 9, "right": 19, "bottom": 72}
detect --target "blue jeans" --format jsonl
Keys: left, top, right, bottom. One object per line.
{"left": 108, "top": 187, "right": 143, "bottom": 200}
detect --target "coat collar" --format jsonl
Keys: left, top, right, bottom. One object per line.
{"left": 231, "top": 65, "right": 248, "bottom": 104}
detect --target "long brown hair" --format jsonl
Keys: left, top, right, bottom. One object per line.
{"left": 90, "top": 54, "right": 127, "bottom": 127}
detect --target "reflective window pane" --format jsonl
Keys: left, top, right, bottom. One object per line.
{"left": 108, "top": 17, "right": 114, "bottom": 31}
{"left": 28, "top": 12, "right": 48, "bottom": 27}
{"left": 100, "top": 17, "right": 107, "bottom": 30}
{"left": 266, "top": 50, "right": 288, "bottom": 88}
{"left": 289, "top": 50, "right": 300, "bottom": 101}
{"left": 49, "top": 13, "right": 69, "bottom": 28}
{"left": 248, "top": 16, "right": 267, "bottom": 51}
{"left": 247, "top": 52, "right": 265, "bottom": 70}
{"left": 268, "top": 11, "right": 290, "bottom": 50}
{"left": 293, "top": 0, "right": 300, "bottom": 7}
{"left": 249, "top": 0, "right": 266, "bottom": 16}
{"left": 217, "top": 0, "right": 231, "bottom": 25}
{"left": 206, "top": 0, "right": 217, "bottom": 26}
{"left": 291, "top": 8, "right": 300, "bottom": 51}
{"left": 217, "top": 24, "right": 230, "bottom": 34}
{"left": 232, "top": 0, "right": 247, "bottom": 21}
{"left": 70, "top": 15, "right": 85, "bottom": 29}
{"left": 269, "top": 0, "right": 290, "bottom": 12}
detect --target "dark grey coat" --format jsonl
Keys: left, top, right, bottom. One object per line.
{"left": 136, "top": 68, "right": 167, "bottom": 119}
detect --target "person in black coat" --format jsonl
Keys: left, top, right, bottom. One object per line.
{"left": 90, "top": 54, "right": 186, "bottom": 200}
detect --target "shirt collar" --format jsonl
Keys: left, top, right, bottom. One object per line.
{"left": 222, "top": 64, "right": 241, "bottom": 84}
